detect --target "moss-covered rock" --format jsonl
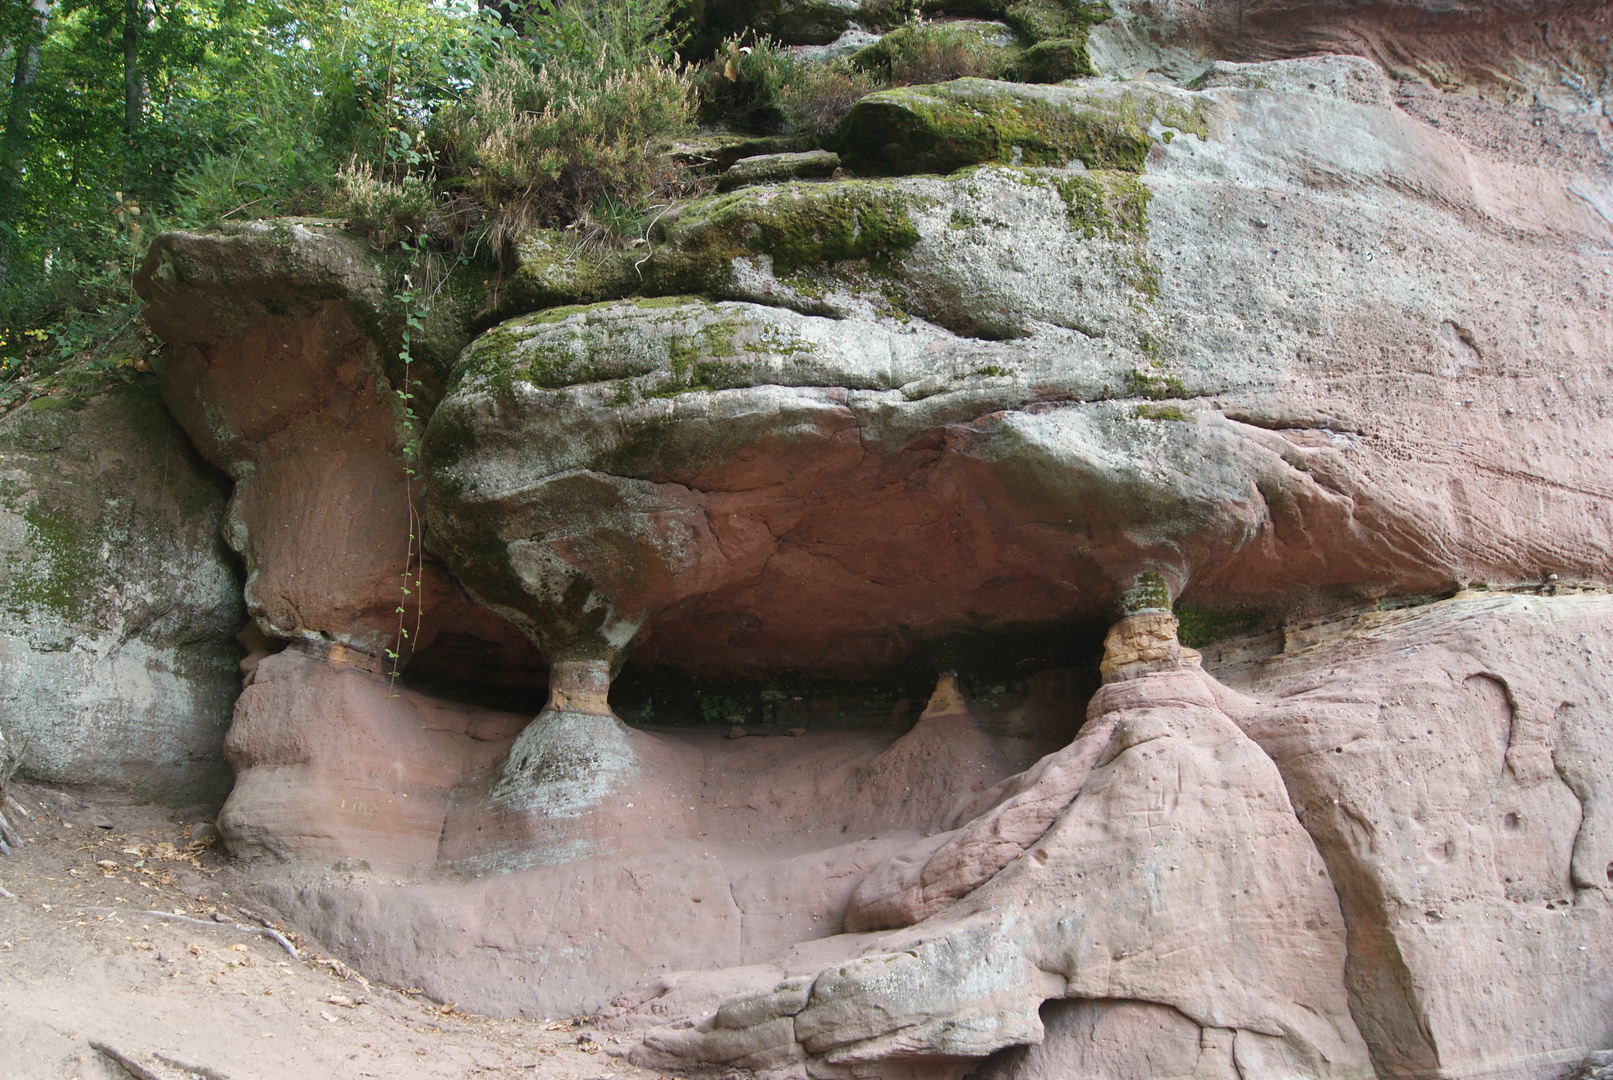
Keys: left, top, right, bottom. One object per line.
{"left": 0, "top": 383, "right": 243, "bottom": 801}
{"left": 487, "top": 230, "right": 641, "bottom": 327}
{"left": 1014, "top": 37, "right": 1094, "bottom": 81}
{"left": 477, "top": 159, "right": 1167, "bottom": 344}
{"left": 836, "top": 77, "right": 1151, "bottom": 175}
{"left": 1050, "top": 168, "right": 1149, "bottom": 237}
{"left": 995, "top": 0, "right": 1110, "bottom": 43}
{"left": 657, "top": 132, "right": 813, "bottom": 175}
{"left": 718, "top": 149, "right": 842, "bottom": 192}
{"left": 641, "top": 179, "right": 924, "bottom": 293}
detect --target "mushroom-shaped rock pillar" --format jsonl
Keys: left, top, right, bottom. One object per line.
{"left": 630, "top": 602, "right": 1373, "bottom": 1078}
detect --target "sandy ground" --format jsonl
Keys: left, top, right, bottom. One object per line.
{"left": 0, "top": 782, "right": 676, "bottom": 1080}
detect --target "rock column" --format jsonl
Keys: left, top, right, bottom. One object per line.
{"left": 489, "top": 657, "right": 639, "bottom": 822}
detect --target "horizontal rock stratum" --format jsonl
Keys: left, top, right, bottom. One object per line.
{"left": 123, "top": 6, "right": 1613, "bottom": 1080}
{"left": 426, "top": 60, "right": 1612, "bottom": 680}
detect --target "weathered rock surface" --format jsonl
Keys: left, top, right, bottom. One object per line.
{"left": 607, "top": 594, "right": 1613, "bottom": 1080}
{"left": 219, "top": 643, "right": 527, "bottom": 867}
{"left": 623, "top": 620, "right": 1371, "bottom": 1078}
{"left": 972, "top": 998, "right": 1248, "bottom": 1080}
{"left": 1212, "top": 590, "right": 1613, "bottom": 1080}
{"left": 121, "top": 0, "right": 1613, "bottom": 1072}
{"left": 0, "top": 386, "right": 242, "bottom": 800}
{"left": 134, "top": 221, "right": 548, "bottom": 830}
{"left": 135, "top": 222, "right": 533, "bottom": 669}
{"left": 228, "top": 664, "right": 1061, "bottom": 1014}
{"left": 427, "top": 57, "right": 1612, "bottom": 686}
{"left": 1089, "top": 0, "right": 1610, "bottom": 113}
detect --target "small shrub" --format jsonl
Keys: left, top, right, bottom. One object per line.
{"left": 779, "top": 62, "right": 883, "bottom": 142}
{"left": 431, "top": 51, "right": 695, "bottom": 254}
{"left": 692, "top": 36, "right": 797, "bottom": 131}
{"left": 852, "top": 23, "right": 1014, "bottom": 86}
{"left": 337, "top": 162, "right": 437, "bottom": 248}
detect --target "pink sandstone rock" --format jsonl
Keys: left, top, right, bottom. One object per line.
{"left": 1210, "top": 590, "right": 1613, "bottom": 1080}
{"left": 136, "top": 222, "right": 546, "bottom": 681}
{"left": 623, "top": 618, "right": 1372, "bottom": 1078}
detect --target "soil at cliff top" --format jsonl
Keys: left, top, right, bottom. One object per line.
{"left": 0, "top": 781, "right": 668, "bottom": 1080}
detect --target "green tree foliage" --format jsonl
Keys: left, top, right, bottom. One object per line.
{"left": 0, "top": 0, "right": 694, "bottom": 404}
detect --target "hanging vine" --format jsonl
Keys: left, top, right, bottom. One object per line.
{"left": 385, "top": 238, "right": 428, "bottom": 693}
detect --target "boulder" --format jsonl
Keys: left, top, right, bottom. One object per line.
{"left": 133, "top": 221, "right": 545, "bottom": 676}
{"left": 426, "top": 57, "right": 1612, "bottom": 691}
{"left": 836, "top": 77, "right": 1156, "bottom": 174}
{"left": 0, "top": 385, "right": 242, "bottom": 801}
{"left": 1014, "top": 37, "right": 1094, "bottom": 82}
{"left": 718, "top": 149, "right": 842, "bottom": 192}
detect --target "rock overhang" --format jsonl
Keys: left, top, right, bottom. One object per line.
{"left": 422, "top": 57, "right": 1613, "bottom": 681}
{"left": 102, "top": 13, "right": 1613, "bottom": 1078}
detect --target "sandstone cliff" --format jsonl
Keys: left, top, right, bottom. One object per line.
{"left": 74, "top": 0, "right": 1613, "bottom": 1076}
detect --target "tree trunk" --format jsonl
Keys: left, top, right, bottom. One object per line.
{"left": 123, "top": 0, "right": 140, "bottom": 138}
{"left": 3, "top": 0, "right": 51, "bottom": 152}
{"left": 0, "top": 0, "right": 51, "bottom": 279}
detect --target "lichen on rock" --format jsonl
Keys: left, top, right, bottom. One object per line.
{"left": 0, "top": 384, "right": 243, "bottom": 801}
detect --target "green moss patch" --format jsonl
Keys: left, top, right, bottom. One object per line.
{"left": 1176, "top": 604, "right": 1265, "bottom": 647}
{"left": 1014, "top": 38, "right": 1094, "bottom": 82}
{"left": 450, "top": 297, "right": 827, "bottom": 409}
{"left": 487, "top": 230, "right": 640, "bottom": 327}
{"left": 454, "top": 299, "right": 705, "bottom": 396}
{"left": 1118, "top": 570, "right": 1172, "bottom": 615}
{"left": 1050, "top": 169, "right": 1149, "bottom": 238}
{"left": 998, "top": 0, "right": 1111, "bottom": 43}
{"left": 836, "top": 78, "right": 1150, "bottom": 176}
{"left": 1125, "top": 369, "right": 1186, "bottom": 399}
{"left": 644, "top": 181, "right": 922, "bottom": 291}
{"left": 6, "top": 501, "right": 104, "bottom": 622}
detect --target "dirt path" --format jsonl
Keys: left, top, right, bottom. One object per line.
{"left": 0, "top": 783, "right": 672, "bottom": 1080}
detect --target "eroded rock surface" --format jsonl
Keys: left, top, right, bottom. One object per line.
{"left": 121, "top": 0, "right": 1613, "bottom": 1074}
{"left": 619, "top": 618, "right": 1371, "bottom": 1078}
{"left": 427, "top": 57, "right": 1613, "bottom": 689}
{"left": 233, "top": 664, "right": 1061, "bottom": 1013}
{"left": 136, "top": 222, "right": 537, "bottom": 675}
{"left": 1089, "top": 0, "right": 1610, "bottom": 113}
{"left": 1213, "top": 591, "right": 1613, "bottom": 1080}
{"left": 0, "top": 386, "right": 242, "bottom": 800}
